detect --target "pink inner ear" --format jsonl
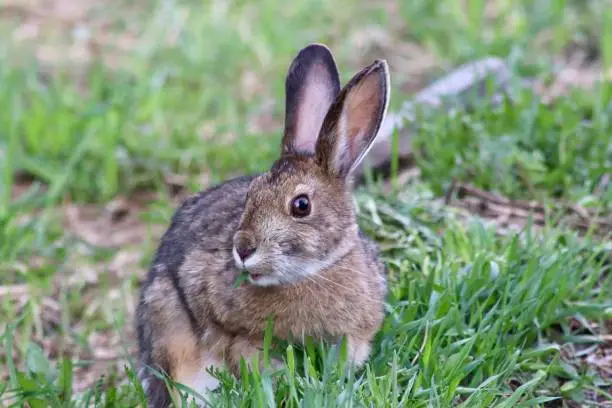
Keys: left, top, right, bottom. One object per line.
{"left": 341, "top": 74, "right": 384, "bottom": 161}
{"left": 293, "top": 63, "right": 337, "bottom": 152}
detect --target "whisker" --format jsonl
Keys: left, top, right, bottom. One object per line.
{"left": 304, "top": 274, "right": 328, "bottom": 293}
{"left": 302, "top": 276, "right": 319, "bottom": 297}
{"left": 284, "top": 254, "right": 366, "bottom": 277}
{"left": 310, "top": 273, "right": 352, "bottom": 291}
{"left": 288, "top": 258, "right": 369, "bottom": 295}
{"left": 288, "top": 262, "right": 357, "bottom": 293}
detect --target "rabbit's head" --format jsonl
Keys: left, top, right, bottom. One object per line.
{"left": 232, "top": 44, "right": 390, "bottom": 286}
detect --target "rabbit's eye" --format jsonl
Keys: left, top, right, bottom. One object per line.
{"left": 291, "top": 194, "right": 311, "bottom": 217}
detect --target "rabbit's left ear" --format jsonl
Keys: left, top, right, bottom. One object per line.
{"left": 315, "top": 59, "right": 390, "bottom": 179}
{"left": 281, "top": 44, "right": 341, "bottom": 155}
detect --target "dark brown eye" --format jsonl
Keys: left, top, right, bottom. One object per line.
{"left": 291, "top": 194, "right": 311, "bottom": 217}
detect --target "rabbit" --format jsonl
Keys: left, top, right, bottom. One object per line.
{"left": 136, "top": 43, "right": 390, "bottom": 407}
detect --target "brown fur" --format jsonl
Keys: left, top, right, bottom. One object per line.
{"left": 136, "top": 44, "right": 390, "bottom": 407}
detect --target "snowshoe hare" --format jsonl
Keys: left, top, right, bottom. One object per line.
{"left": 136, "top": 43, "right": 390, "bottom": 407}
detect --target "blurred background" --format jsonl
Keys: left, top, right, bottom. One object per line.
{"left": 0, "top": 0, "right": 610, "bottom": 406}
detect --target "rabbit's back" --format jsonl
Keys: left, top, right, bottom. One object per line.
{"left": 136, "top": 175, "right": 254, "bottom": 405}
{"left": 136, "top": 42, "right": 392, "bottom": 406}
{"left": 156, "top": 174, "right": 254, "bottom": 260}
{"left": 141, "top": 174, "right": 256, "bottom": 322}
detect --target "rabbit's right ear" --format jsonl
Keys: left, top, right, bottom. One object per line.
{"left": 281, "top": 44, "right": 341, "bottom": 155}
{"left": 314, "top": 59, "right": 390, "bottom": 180}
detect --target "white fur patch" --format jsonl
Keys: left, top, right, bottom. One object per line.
{"left": 232, "top": 246, "right": 243, "bottom": 269}
{"left": 347, "top": 337, "right": 371, "bottom": 366}
{"left": 137, "top": 367, "right": 150, "bottom": 393}
{"left": 177, "top": 353, "right": 225, "bottom": 407}
{"left": 243, "top": 251, "right": 263, "bottom": 269}
{"left": 190, "top": 370, "right": 221, "bottom": 392}
{"left": 248, "top": 274, "right": 281, "bottom": 287}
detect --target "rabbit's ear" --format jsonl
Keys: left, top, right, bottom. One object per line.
{"left": 314, "top": 59, "right": 390, "bottom": 179}
{"left": 281, "top": 44, "right": 341, "bottom": 155}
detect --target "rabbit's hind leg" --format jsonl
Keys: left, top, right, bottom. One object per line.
{"left": 166, "top": 327, "right": 227, "bottom": 407}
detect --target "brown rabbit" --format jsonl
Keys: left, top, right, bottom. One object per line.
{"left": 136, "top": 43, "right": 390, "bottom": 407}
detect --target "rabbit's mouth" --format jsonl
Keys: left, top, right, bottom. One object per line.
{"left": 232, "top": 247, "right": 280, "bottom": 285}
{"left": 247, "top": 271, "right": 285, "bottom": 287}
{"left": 233, "top": 244, "right": 325, "bottom": 287}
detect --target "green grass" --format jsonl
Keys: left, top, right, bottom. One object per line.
{"left": 412, "top": 86, "right": 612, "bottom": 210}
{"left": 3, "top": 186, "right": 611, "bottom": 406}
{"left": 1, "top": 0, "right": 611, "bottom": 406}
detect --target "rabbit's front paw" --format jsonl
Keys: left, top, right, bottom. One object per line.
{"left": 230, "top": 337, "right": 284, "bottom": 372}
{"left": 347, "top": 336, "right": 372, "bottom": 368}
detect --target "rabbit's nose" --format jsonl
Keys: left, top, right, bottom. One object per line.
{"left": 236, "top": 244, "right": 256, "bottom": 261}
{"left": 233, "top": 231, "right": 257, "bottom": 262}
